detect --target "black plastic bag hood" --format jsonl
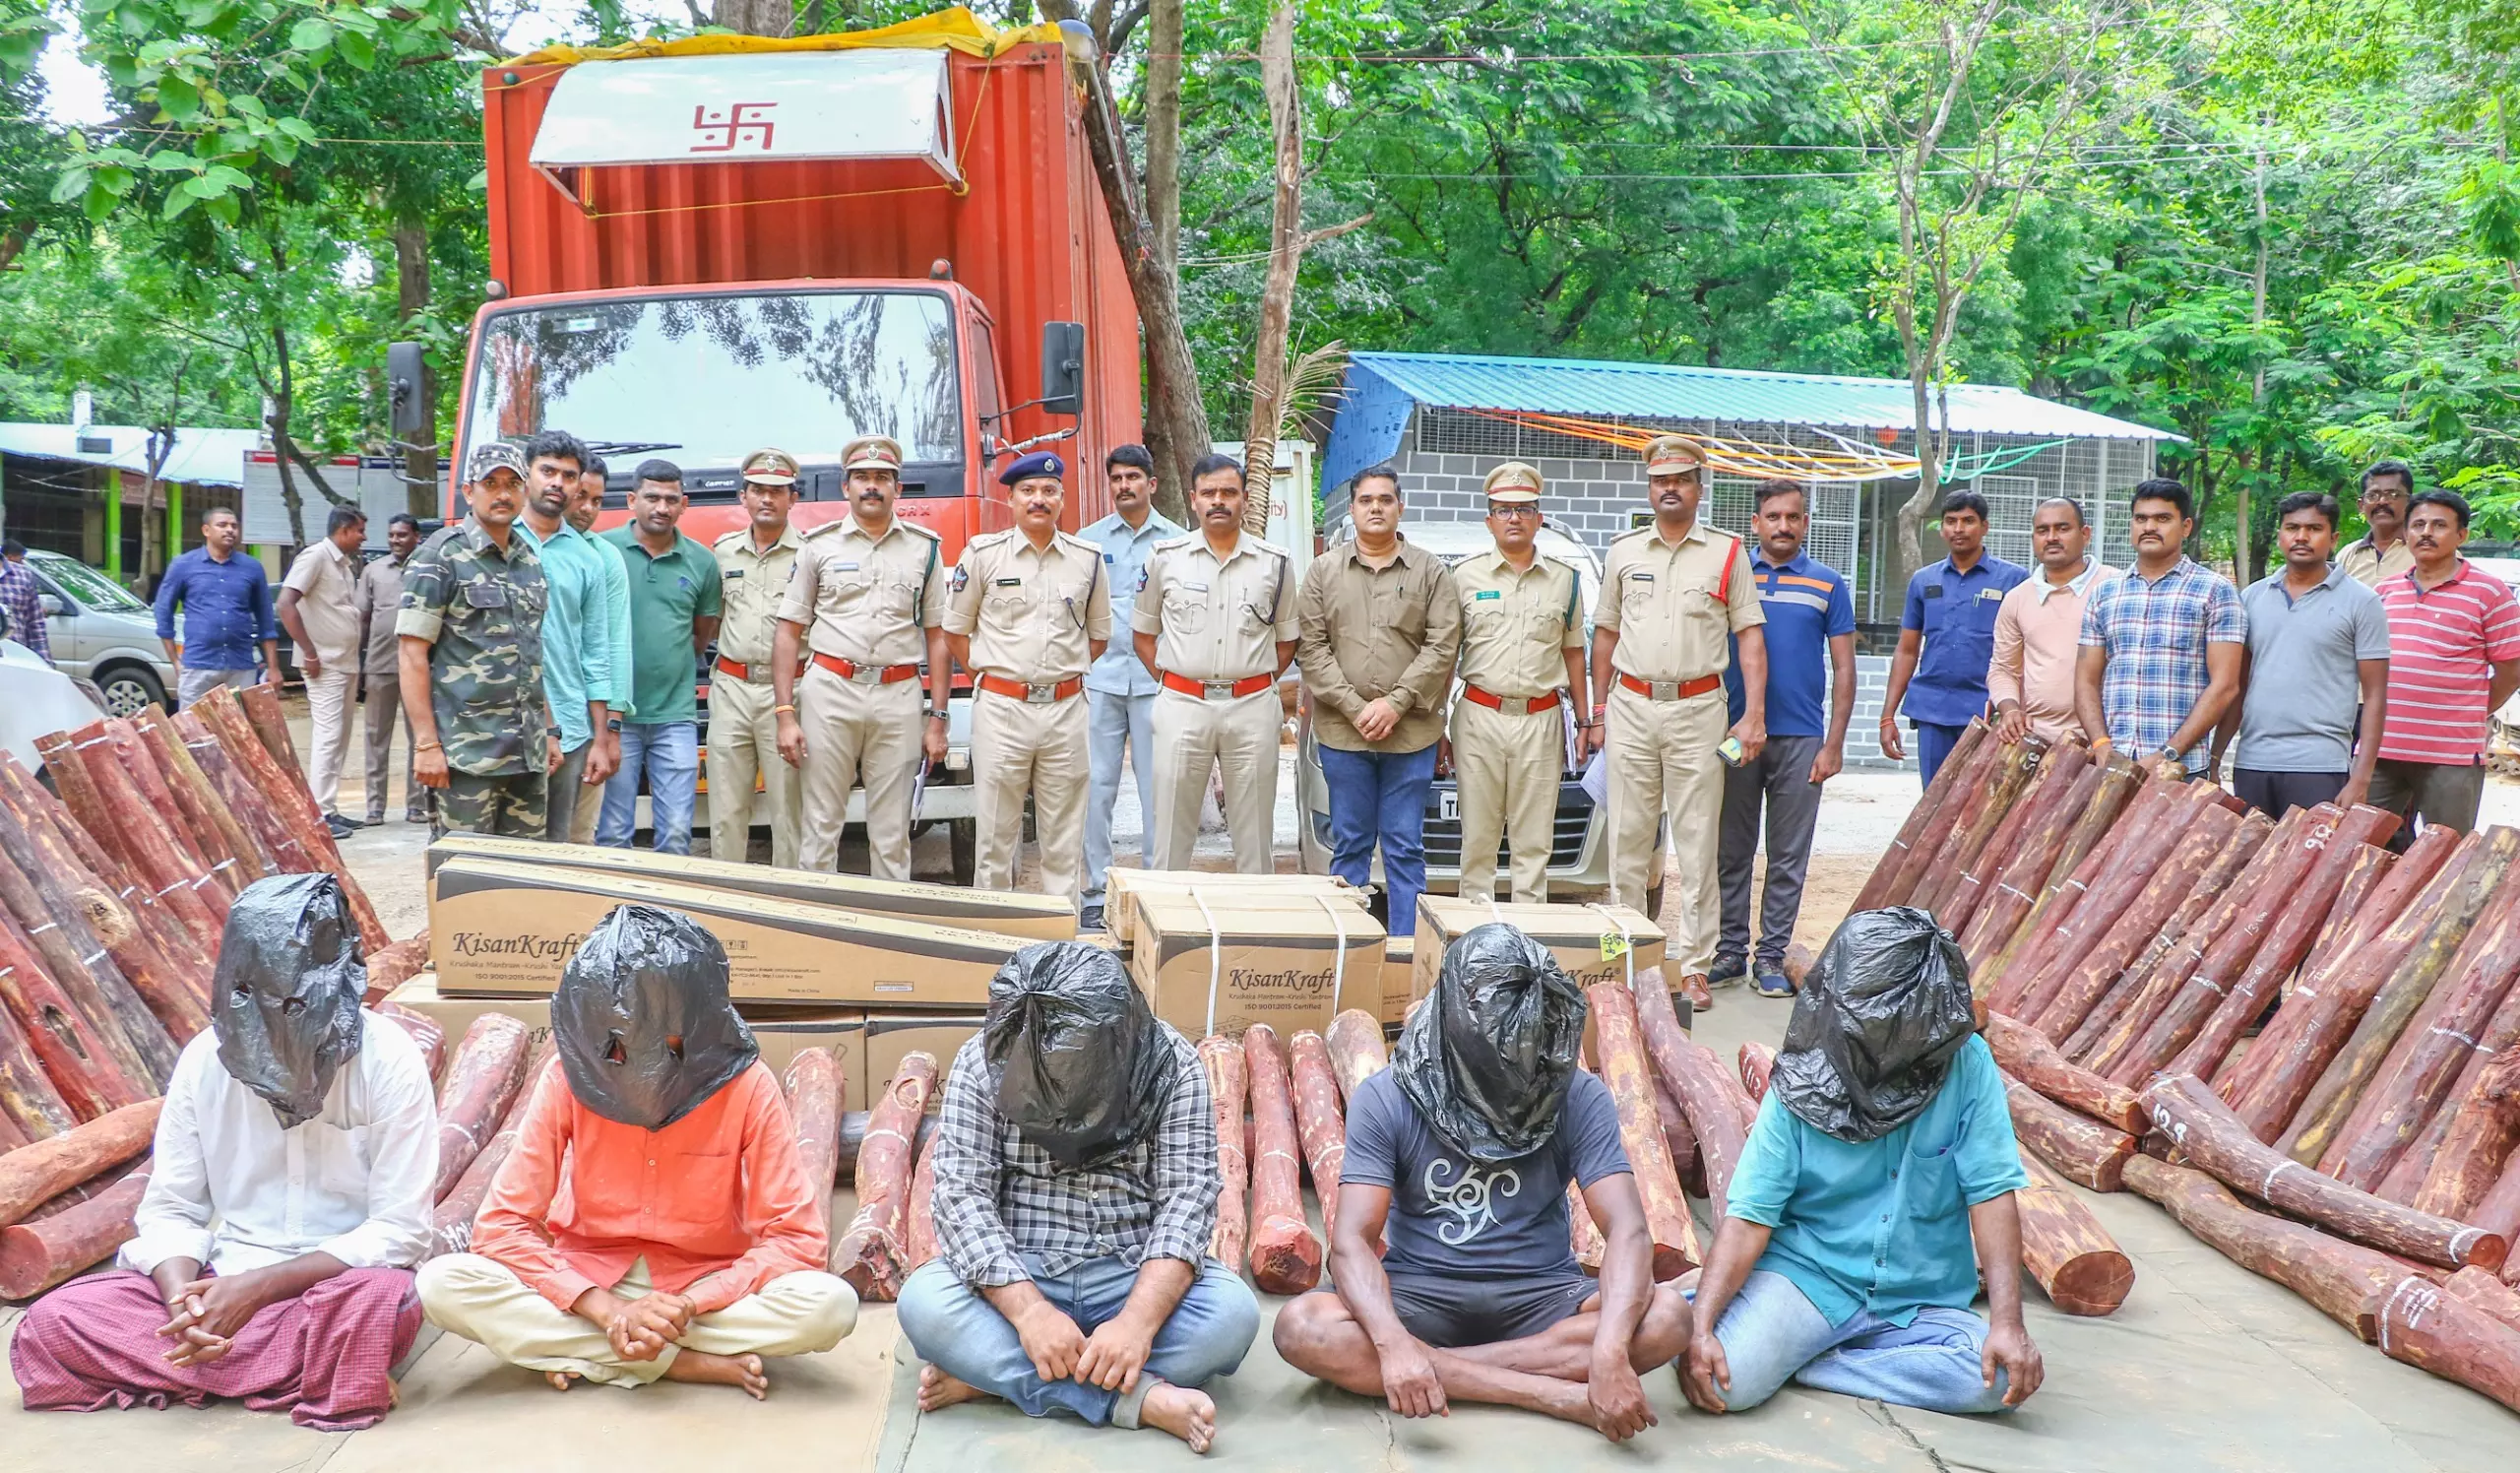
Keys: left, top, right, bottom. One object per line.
{"left": 553, "top": 904, "right": 758, "bottom": 1131}
{"left": 983, "top": 940, "right": 1176, "bottom": 1169}
{"left": 1391, "top": 923, "right": 1588, "bottom": 1164}
{"left": 1773, "top": 906, "right": 1978, "bottom": 1144}
{"left": 214, "top": 873, "right": 368, "bottom": 1128}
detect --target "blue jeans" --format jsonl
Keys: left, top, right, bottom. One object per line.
{"left": 896, "top": 1254, "right": 1259, "bottom": 1426}
{"left": 1914, "top": 721, "right": 1971, "bottom": 789}
{"left": 1083, "top": 689, "right": 1157, "bottom": 906}
{"left": 1701, "top": 1270, "right": 2012, "bottom": 1415}
{"left": 1316, "top": 743, "right": 1437, "bottom": 929}
{"left": 598, "top": 721, "right": 699, "bottom": 855}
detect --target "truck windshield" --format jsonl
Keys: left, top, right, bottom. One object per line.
{"left": 462, "top": 288, "right": 960, "bottom": 473}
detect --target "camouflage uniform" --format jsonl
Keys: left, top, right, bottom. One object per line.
{"left": 397, "top": 518, "right": 551, "bottom": 838}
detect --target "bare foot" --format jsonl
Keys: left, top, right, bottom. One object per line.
{"left": 388, "top": 1377, "right": 402, "bottom": 1410}
{"left": 917, "top": 1364, "right": 997, "bottom": 1412}
{"left": 665, "top": 1350, "right": 769, "bottom": 1400}
{"left": 1139, "top": 1382, "right": 1218, "bottom": 1454}
{"left": 544, "top": 1371, "right": 579, "bottom": 1392}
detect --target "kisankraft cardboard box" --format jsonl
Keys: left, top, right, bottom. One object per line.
{"left": 381, "top": 976, "right": 873, "bottom": 1105}
{"left": 1103, "top": 868, "right": 1361, "bottom": 949}
{"left": 1379, "top": 938, "right": 1415, "bottom": 1025}
{"left": 864, "top": 1012, "right": 983, "bottom": 1112}
{"left": 425, "top": 834, "right": 1077, "bottom": 940}
{"left": 1130, "top": 893, "right": 1386, "bottom": 1039}
{"left": 1409, "top": 898, "right": 1666, "bottom": 1002}
{"left": 428, "top": 858, "right": 1026, "bottom": 1008}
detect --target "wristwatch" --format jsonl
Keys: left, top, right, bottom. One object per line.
{"left": 2156, "top": 746, "right": 2187, "bottom": 773}
{"left": 604, "top": 716, "right": 623, "bottom": 734}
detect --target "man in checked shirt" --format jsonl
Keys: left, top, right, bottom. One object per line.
{"left": 897, "top": 943, "right": 1259, "bottom": 1453}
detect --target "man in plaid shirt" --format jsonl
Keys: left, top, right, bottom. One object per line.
{"left": 0, "top": 542, "right": 51, "bottom": 664}
{"left": 898, "top": 943, "right": 1257, "bottom": 1453}
{"left": 2074, "top": 479, "right": 2245, "bottom": 779}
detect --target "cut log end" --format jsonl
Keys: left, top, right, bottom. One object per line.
{"left": 1251, "top": 1217, "right": 1323, "bottom": 1296}
{"left": 2048, "top": 1251, "right": 2138, "bottom": 1316}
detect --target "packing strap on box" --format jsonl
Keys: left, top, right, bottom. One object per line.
{"left": 1588, "top": 903, "right": 1638, "bottom": 991}
{"left": 1316, "top": 894, "right": 1351, "bottom": 1025}
{"left": 1194, "top": 886, "right": 1225, "bottom": 1041}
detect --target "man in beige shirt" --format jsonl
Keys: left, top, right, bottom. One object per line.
{"left": 353, "top": 513, "right": 427, "bottom": 826}
{"left": 1297, "top": 466, "right": 1461, "bottom": 929}
{"left": 1989, "top": 497, "right": 2116, "bottom": 743}
{"left": 279, "top": 504, "right": 368, "bottom": 833}
{"left": 1450, "top": 462, "right": 1587, "bottom": 903}
{"left": 773, "top": 435, "right": 950, "bottom": 879}
{"left": 1134, "top": 453, "right": 1297, "bottom": 874}
{"left": 1590, "top": 435, "right": 1766, "bottom": 1009}
{"left": 2339, "top": 462, "right": 2418, "bottom": 587}
{"left": 709, "top": 448, "right": 808, "bottom": 867}
{"left": 946, "top": 451, "right": 1112, "bottom": 904}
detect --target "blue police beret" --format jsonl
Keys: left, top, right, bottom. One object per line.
{"left": 1000, "top": 451, "right": 1065, "bottom": 486}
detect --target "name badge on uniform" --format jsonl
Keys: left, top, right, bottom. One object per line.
{"left": 838, "top": 560, "right": 861, "bottom": 572}
{"left": 1475, "top": 589, "right": 1502, "bottom": 601}
{"left": 1629, "top": 572, "right": 1654, "bottom": 584}
{"left": 1980, "top": 587, "right": 2004, "bottom": 602}
{"left": 1185, "top": 581, "right": 1210, "bottom": 593}
{"left": 464, "top": 584, "right": 509, "bottom": 608}
{"left": 724, "top": 568, "right": 744, "bottom": 581}
{"left": 1922, "top": 584, "right": 1944, "bottom": 599}
{"left": 995, "top": 577, "right": 1022, "bottom": 587}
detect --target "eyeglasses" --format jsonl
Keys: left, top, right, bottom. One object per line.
{"left": 1487, "top": 504, "right": 1542, "bottom": 519}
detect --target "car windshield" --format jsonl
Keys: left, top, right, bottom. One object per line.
{"left": 36, "top": 555, "right": 146, "bottom": 611}
{"left": 461, "top": 288, "right": 962, "bottom": 473}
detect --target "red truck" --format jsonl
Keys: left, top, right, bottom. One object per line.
{"left": 390, "top": 21, "right": 1144, "bottom": 870}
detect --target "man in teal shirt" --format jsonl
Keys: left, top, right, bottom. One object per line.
{"left": 1683, "top": 910, "right": 2042, "bottom": 1417}
{"left": 519, "top": 431, "right": 633, "bottom": 842}
{"left": 598, "top": 460, "right": 722, "bottom": 855}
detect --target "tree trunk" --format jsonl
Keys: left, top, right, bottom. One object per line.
{"left": 1852, "top": 719, "right": 1986, "bottom": 912}
{"left": 1242, "top": 1023, "right": 1322, "bottom": 1294}
{"left": 1199, "top": 1034, "right": 1249, "bottom": 1271}
{"left": 394, "top": 212, "right": 440, "bottom": 518}
{"left": 1237, "top": 3, "right": 1303, "bottom": 538}
{"left": 431, "top": 1046, "right": 552, "bottom": 1250}
{"left": 1940, "top": 740, "right": 2081, "bottom": 933}
{"left": 1913, "top": 736, "right": 2046, "bottom": 918}
{"left": 1144, "top": 0, "right": 1183, "bottom": 271}
{"left": 1637, "top": 976, "right": 1752, "bottom": 1216}
{"left": 834, "top": 1051, "right": 938, "bottom": 1303}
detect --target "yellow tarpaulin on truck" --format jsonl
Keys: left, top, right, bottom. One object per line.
{"left": 506, "top": 6, "right": 1065, "bottom": 67}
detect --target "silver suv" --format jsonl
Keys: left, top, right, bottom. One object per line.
{"left": 23, "top": 550, "right": 176, "bottom": 717}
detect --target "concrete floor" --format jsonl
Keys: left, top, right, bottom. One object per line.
{"left": 5, "top": 697, "right": 2518, "bottom": 1469}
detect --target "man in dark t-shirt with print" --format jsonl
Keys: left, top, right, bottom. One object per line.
{"left": 1274, "top": 927, "right": 1689, "bottom": 1441}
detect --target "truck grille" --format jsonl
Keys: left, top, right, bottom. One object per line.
{"left": 1419, "top": 780, "right": 1594, "bottom": 869}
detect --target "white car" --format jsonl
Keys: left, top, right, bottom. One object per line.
{"left": 1293, "top": 520, "right": 1660, "bottom": 912}
{"left": 22, "top": 550, "right": 176, "bottom": 717}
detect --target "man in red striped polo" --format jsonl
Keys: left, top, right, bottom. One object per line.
{"left": 2369, "top": 489, "right": 2520, "bottom": 842}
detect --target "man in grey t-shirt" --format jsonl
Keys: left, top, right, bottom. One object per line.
{"left": 2212, "top": 491, "right": 2390, "bottom": 818}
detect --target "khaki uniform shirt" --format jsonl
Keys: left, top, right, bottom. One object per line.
{"left": 1296, "top": 539, "right": 1461, "bottom": 753}
{"left": 1454, "top": 549, "right": 1586, "bottom": 699}
{"left": 282, "top": 540, "right": 363, "bottom": 670}
{"left": 712, "top": 524, "right": 803, "bottom": 668}
{"left": 1595, "top": 520, "right": 1765, "bottom": 683}
{"left": 777, "top": 516, "right": 945, "bottom": 667}
{"left": 2340, "top": 536, "right": 2416, "bottom": 588}
{"left": 1132, "top": 533, "right": 1296, "bottom": 682}
{"left": 945, "top": 529, "right": 1113, "bottom": 682}
{"left": 354, "top": 551, "right": 411, "bottom": 678}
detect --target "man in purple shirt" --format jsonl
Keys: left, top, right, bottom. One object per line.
{"left": 0, "top": 542, "right": 52, "bottom": 665}
{"left": 155, "top": 506, "right": 284, "bottom": 706}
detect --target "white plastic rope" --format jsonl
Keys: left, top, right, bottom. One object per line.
{"left": 1194, "top": 886, "right": 1225, "bottom": 1041}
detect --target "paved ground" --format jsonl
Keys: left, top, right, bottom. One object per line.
{"left": 4, "top": 698, "right": 2519, "bottom": 1469}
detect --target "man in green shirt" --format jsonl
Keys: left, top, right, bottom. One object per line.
{"left": 597, "top": 460, "right": 723, "bottom": 854}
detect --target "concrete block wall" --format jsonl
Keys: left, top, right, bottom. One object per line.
{"left": 1329, "top": 450, "right": 1658, "bottom": 552}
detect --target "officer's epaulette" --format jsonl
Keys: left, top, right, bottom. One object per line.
{"left": 1608, "top": 524, "right": 1661, "bottom": 545}
{"left": 710, "top": 527, "right": 753, "bottom": 549}
{"left": 965, "top": 527, "right": 1016, "bottom": 552}
{"left": 800, "top": 519, "right": 848, "bottom": 540}
{"left": 1152, "top": 533, "right": 1201, "bottom": 552}
{"left": 896, "top": 519, "right": 941, "bottom": 542}
{"left": 1250, "top": 539, "right": 1292, "bottom": 558}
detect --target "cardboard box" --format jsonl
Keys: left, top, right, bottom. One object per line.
{"left": 864, "top": 1012, "right": 984, "bottom": 1110}
{"left": 1130, "top": 894, "right": 1386, "bottom": 1039}
{"left": 429, "top": 858, "right": 1027, "bottom": 1008}
{"left": 382, "top": 976, "right": 874, "bottom": 1107}
{"left": 426, "top": 834, "right": 1077, "bottom": 940}
{"left": 1104, "top": 868, "right": 1361, "bottom": 949}
{"left": 1410, "top": 899, "right": 1665, "bottom": 1002}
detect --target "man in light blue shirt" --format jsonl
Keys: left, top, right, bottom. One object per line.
{"left": 1079, "top": 445, "right": 1182, "bottom": 930}
{"left": 517, "top": 430, "right": 632, "bottom": 842}
{"left": 1682, "top": 911, "right": 2042, "bottom": 1418}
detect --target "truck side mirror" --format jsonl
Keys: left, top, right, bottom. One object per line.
{"left": 387, "top": 342, "right": 428, "bottom": 438}
{"left": 1040, "top": 322, "right": 1084, "bottom": 417}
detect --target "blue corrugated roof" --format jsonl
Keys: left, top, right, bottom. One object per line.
{"left": 1348, "top": 351, "right": 2177, "bottom": 442}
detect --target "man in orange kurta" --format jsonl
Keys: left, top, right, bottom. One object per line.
{"left": 418, "top": 905, "right": 854, "bottom": 1396}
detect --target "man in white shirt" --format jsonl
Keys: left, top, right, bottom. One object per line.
{"left": 279, "top": 505, "right": 371, "bottom": 836}
{"left": 11, "top": 874, "right": 437, "bottom": 1431}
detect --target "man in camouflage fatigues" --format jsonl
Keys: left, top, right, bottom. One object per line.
{"left": 399, "top": 440, "right": 561, "bottom": 838}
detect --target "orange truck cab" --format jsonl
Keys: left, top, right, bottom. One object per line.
{"left": 394, "top": 18, "right": 1144, "bottom": 872}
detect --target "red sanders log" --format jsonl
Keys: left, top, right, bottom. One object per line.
{"left": 0, "top": 1160, "right": 151, "bottom": 1297}
{"left": 0, "top": 788, "right": 187, "bottom": 1080}
{"left": 1634, "top": 971, "right": 1751, "bottom": 1216}
{"left": 0, "top": 751, "right": 209, "bottom": 1002}
{"left": 174, "top": 710, "right": 303, "bottom": 873}
{"left": 2371, "top": 1274, "right": 2520, "bottom": 1415}
{"left": 2027, "top": 801, "right": 2239, "bottom": 1042}
{"left": 1853, "top": 721, "right": 1990, "bottom": 912}
{"left": 1587, "top": 984, "right": 1699, "bottom": 1278}
{"left": 1199, "top": 1035, "right": 1249, "bottom": 1272}
{"left": 428, "top": 1045, "right": 553, "bottom": 1256}
{"left": 379, "top": 1005, "right": 444, "bottom": 1082}
{"left": 1325, "top": 1009, "right": 1389, "bottom": 1104}
{"left": 2016, "top": 1156, "right": 2136, "bottom": 1315}
{"left": 101, "top": 720, "right": 219, "bottom": 882}
{"left": 2123, "top": 1153, "right": 2413, "bottom": 1340}
{"left": 2297, "top": 842, "right": 2397, "bottom": 988}
{"left": 194, "top": 688, "right": 388, "bottom": 954}
{"left": 1242, "top": 1023, "right": 1323, "bottom": 1295}
{"left": 1981, "top": 764, "right": 2156, "bottom": 1006}
{"left": 236, "top": 680, "right": 310, "bottom": 786}
{"left": 0, "top": 998, "right": 75, "bottom": 1141}
{"left": 429, "top": 1014, "right": 531, "bottom": 1204}
{"left": 2418, "top": 1022, "right": 2520, "bottom": 1222}
{"left": 0, "top": 905, "right": 153, "bottom": 1116}
{"left": 2448, "top": 1265, "right": 2520, "bottom": 1333}
{"left": 362, "top": 931, "right": 434, "bottom": 1006}
{"left": 2143, "top": 1073, "right": 2503, "bottom": 1272}
{"left": 1289, "top": 1031, "right": 1351, "bottom": 1245}
{"left": 1940, "top": 740, "right": 2085, "bottom": 934}
{"left": 1984, "top": 1012, "right": 2145, "bottom": 1132}
{"left": 46, "top": 725, "right": 225, "bottom": 948}
{"left": 1915, "top": 737, "right": 2048, "bottom": 918}
{"left": 904, "top": 1128, "right": 940, "bottom": 1273}
{"left": 1961, "top": 756, "right": 2112, "bottom": 972}
{"left": 1655, "top": 1072, "right": 1706, "bottom": 1198}
{"left": 1738, "top": 1042, "right": 1776, "bottom": 1103}
{"left": 0, "top": 1098, "right": 159, "bottom": 1229}
{"left": 0, "top": 782, "right": 206, "bottom": 1050}
{"left": 834, "top": 1052, "right": 938, "bottom": 1303}
{"left": 133, "top": 707, "right": 269, "bottom": 888}
{"left": 1879, "top": 725, "right": 2003, "bottom": 908}
{"left": 784, "top": 1047, "right": 844, "bottom": 1236}
{"left": 2004, "top": 778, "right": 2209, "bottom": 1022}
{"left": 2001, "top": 1070, "right": 2135, "bottom": 1190}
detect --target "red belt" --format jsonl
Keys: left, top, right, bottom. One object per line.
{"left": 812, "top": 652, "right": 921, "bottom": 684}
{"left": 1617, "top": 672, "right": 1723, "bottom": 701}
{"left": 1161, "top": 671, "right": 1276, "bottom": 701}
{"left": 714, "top": 655, "right": 801, "bottom": 683}
{"left": 977, "top": 673, "right": 1085, "bottom": 704}
{"left": 1462, "top": 684, "right": 1561, "bottom": 716}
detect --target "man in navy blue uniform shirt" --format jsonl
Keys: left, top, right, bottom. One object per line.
{"left": 1879, "top": 491, "right": 2026, "bottom": 785}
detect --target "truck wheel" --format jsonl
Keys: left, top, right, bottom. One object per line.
{"left": 95, "top": 663, "right": 168, "bottom": 718}
{"left": 950, "top": 818, "right": 977, "bottom": 886}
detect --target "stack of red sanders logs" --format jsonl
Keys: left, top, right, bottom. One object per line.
{"left": 1861, "top": 717, "right": 2520, "bottom": 1410}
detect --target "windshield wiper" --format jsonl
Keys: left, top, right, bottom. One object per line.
{"left": 582, "top": 439, "right": 683, "bottom": 457}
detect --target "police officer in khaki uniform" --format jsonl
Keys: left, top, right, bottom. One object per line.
{"left": 772, "top": 435, "right": 950, "bottom": 878}
{"left": 706, "top": 447, "right": 808, "bottom": 867}
{"left": 1451, "top": 461, "right": 1588, "bottom": 903}
{"left": 1133, "top": 453, "right": 1296, "bottom": 873}
{"left": 1590, "top": 435, "right": 1767, "bottom": 1010}
{"left": 946, "top": 451, "right": 1112, "bottom": 904}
